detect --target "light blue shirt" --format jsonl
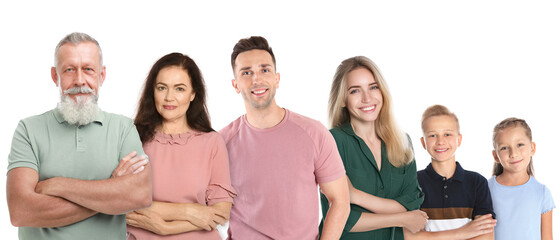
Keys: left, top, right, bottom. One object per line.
{"left": 488, "top": 176, "right": 555, "bottom": 240}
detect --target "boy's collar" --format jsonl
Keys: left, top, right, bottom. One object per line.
{"left": 426, "top": 161, "right": 465, "bottom": 182}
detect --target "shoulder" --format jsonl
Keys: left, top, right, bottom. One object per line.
{"left": 20, "top": 109, "right": 55, "bottom": 125}
{"left": 218, "top": 116, "right": 243, "bottom": 143}
{"left": 286, "top": 110, "right": 330, "bottom": 138}
{"left": 101, "top": 110, "right": 134, "bottom": 125}
{"left": 463, "top": 168, "right": 489, "bottom": 183}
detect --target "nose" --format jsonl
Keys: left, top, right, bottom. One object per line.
{"left": 510, "top": 147, "right": 520, "bottom": 159}
{"left": 74, "top": 69, "right": 86, "bottom": 87}
{"left": 435, "top": 136, "right": 444, "bottom": 145}
{"left": 361, "top": 91, "right": 371, "bottom": 103}
{"left": 252, "top": 72, "right": 262, "bottom": 84}
{"left": 164, "top": 89, "right": 174, "bottom": 101}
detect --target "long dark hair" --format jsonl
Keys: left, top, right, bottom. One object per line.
{"left": 135, "top": 52, "right": 213, "bottom": 143}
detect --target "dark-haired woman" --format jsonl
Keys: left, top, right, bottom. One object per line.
{"left": 126, "top": 53, "right": 236, "bottom": 240}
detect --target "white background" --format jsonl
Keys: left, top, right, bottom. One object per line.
{"left": 1, "top": 1, "right": 557, "bottom": 239}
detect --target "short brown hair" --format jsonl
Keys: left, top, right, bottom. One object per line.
{"left": 231, "top": 36, "right": 276, "bottom": 71}
{"left": 492, "top": 117, "right": 534, "bottom": 176}
{"left": 421, "top": 105, "right": 460, "bottom": 134}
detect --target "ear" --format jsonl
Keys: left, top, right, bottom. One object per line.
{"left": 275, "top": 72, "right": 280, "bottom": 88}
{"left": 190, "top": 92, "right": 196, "bottom": 102}
{"left": 492, "top": 150, "right": 500, "bottom": 163}
{"left": 531, "top": 142, "right": 536, "bottom": 156}
{"left": 420, "top": 137, "right": 426, "bottom": 150}
{"left": 99, "top": 66, "right": 106, "bottom": 87}
{"left": 231, "top": 79, "right": 240, "bottom": 94}
{"left": 51, "top": 67, "right": 59, "bottom": 86}
{"left": 457, "top": 134, "right": 463, "bottom": 147}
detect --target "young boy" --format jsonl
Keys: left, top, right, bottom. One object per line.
{"left": 405, "top": 105, "right": 497, "bottom": 240}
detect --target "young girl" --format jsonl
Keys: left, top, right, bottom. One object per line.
{"left": 488, "top": 118, "right": 555, "bottom": 240}
{"left": 319, "top": 56, "right": 427, "bottom": 240}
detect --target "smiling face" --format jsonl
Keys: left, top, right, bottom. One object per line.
{"left": 344, "top": 67, "right": 383, "bottom": 125}
{"left": 232, "top": 49, "right": 280, "bottom": 110}
{"left": 51, "top": 42, "right": 105, "bottom": 102}
{"left": 154, "top": 66, "right": 195, "bottom": 125}
{"left": 421, "top": 115, "right": 462, "bottom": 163}
{"left": 493, "top": 126, "right": 535, "bottom": 175}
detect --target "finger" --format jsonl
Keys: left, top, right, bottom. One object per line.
{"left": 214, "top": 215, "right": 228, "bottom": 225}
{"left": 118, "top": 155, "right": 146, "bottom": 176}
{"left": 130, "top": 158, "right": 149, "bottom": 174}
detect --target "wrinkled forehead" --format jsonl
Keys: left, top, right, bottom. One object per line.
{"left": 56, "top": 42, "right": 102, "bottom": 67}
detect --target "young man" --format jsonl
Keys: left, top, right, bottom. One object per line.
{"left": 7, "top": 32, "right": 152, "bottom": 240}
{"left": 219, "top": 36, "right": 350, "bottom": 240}
{"left": 405, "top": 105, "right": 496, "bottom": 240}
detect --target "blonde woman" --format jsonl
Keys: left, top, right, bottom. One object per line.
{"left": 319, "top": 56, "right": 427, "bottom": 240}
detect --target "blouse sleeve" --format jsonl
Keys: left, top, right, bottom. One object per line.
{"left": 205, "top": 132, "right": 238, "bottom": 206}
{"left": 392, "top": 159, "right": 424, "bottom": 210}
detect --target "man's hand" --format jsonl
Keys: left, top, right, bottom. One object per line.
{"left": 112, "top": 151, "right": 149, "bottom": 178}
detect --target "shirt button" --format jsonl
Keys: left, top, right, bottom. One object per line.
{"left": 445, "top": 195, "right": 449, "bottom": 198}
{"left": 444, "top": 185, "right": 447, "bottom": 189}
{"left": 380, "top": 185, "right": 384, "bottom": 190}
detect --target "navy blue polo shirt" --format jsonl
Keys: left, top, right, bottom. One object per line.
{"left": 417, "top": 162, "right": 494, "bottom": 231}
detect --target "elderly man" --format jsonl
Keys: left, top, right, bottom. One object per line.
{"left": 6, "top": 32, "right": 152, "bottom": 240}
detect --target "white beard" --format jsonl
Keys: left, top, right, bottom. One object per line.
{"left": 57, "top": 86, "right": 99, "bottom": 126}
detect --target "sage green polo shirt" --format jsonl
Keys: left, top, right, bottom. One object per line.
{"left": 320, "top": 122, "right": 424, "bottom": 240}
{"left": 8, "top": 109, "right": 145, "bottom": 240}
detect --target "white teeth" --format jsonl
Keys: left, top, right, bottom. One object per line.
{"left": 435, "top": 149, "right": 447, "bottom": 152}
{"left": 361, "top": 106, "right": 375, "bottom": 111}
{"left": 253, "top": 90, "right": 266, "bottom": 94}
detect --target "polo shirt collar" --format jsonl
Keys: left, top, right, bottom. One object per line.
{"left": 425, "top": 161, "right": 465, "bottom": 182}
{"left": 53, "top": 108, "right": 105, "bottom": 126}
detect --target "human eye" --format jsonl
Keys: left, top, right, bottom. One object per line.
{"left": 518, "top": 143, "right": 525, "bottom": 147}
{"left": 262, "top": 68, "right": 270, "bottom": 73}
{"left": 156, "top": 86, "right": 166, "bottom": 91}
{"left": 176, "top": 87, "right": 185, "bottom": 92}
{"left": 371, "top": 85, "right": 379, "bottom": 90}
{"left": 349, "top": 89, "right": 359, "bottom": 94}
{"left": 64, "top": 67, "right": 74, "bottom": 72}
{"left": 500, "top": 146, "right": 508, "bottom": 151}
{"left": 428, "top": 134, "right": 436, "bottom": 138}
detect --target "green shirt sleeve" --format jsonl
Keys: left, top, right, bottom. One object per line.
{"left": 8, "top": 120, "right": 39, "bottom": 172}
{"left": 117, "top": 117, "right": 146, "bottom": 162}
{"left": 392, "top": 159, "right": 424, "bottom": 210}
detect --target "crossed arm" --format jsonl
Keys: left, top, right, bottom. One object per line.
{"left": 7, "top": 152, "right": 152, "bottom": 228}
{"left": 346, "top": 176, "right": 429, "bottom": 233}
{"left": 126, "top": 201, "right": 232, "bottom": 236}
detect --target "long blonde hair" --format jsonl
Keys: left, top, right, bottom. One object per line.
{"left": 328, "top": 56, "right": 413, "bottom": 167}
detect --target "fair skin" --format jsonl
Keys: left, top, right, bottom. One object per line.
{"left": 343, "top": 67, "right": 428, "bottom": 233}
{"left": 231, "top": 49, "right": 350, "bottom": 239}
{"left": 493, "top": 126, "right": 552, "bottom": 240}
{"left": 405, "top": 115, "right": 496, "bottom": 239}
{"left": 126, "top": 66, "right": 233, "bottom": 235}
{"left": 7, "top": 41, "right": 151, "bottom": 227}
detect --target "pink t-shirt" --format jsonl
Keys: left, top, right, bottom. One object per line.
{"left": 219, "top": 109, "right": 345, "bottom": 240}
{"left": 127, "top": 131, "right": 237, "bottom": 240}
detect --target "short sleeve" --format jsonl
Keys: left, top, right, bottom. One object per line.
{"left": 118, "top": 120, "right": 146, "bottom": 161}
{"left": 205, "top": 132, "right": 237, "bottom": 206}
{"left": 473, "top": 175, "right": 495, "bottom": 218}
{"left": 313, "top": 125, "right": 345, "bottom": 183}
{"left": 7, "top": 121, "right": 39, "bottom": 172}
{"left": 541, "top": 184, "right": 555, "bottom": 214}
{"left": 392, "top": 159, "right": 424, "bottom": 210}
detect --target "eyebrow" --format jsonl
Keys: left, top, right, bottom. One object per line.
{"left": 155, "top": 82, "right": 188, "bottom": 87}
{"left": 347, "top": 81, "right": 377, "bottom": 91}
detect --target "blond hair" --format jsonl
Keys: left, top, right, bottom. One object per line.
{"left": 328, "top": 56, "right": 413, "bottom": 167}
{"left": 421, "top": 104, "right": 460, "bottom": 134}
{"left": 492, "top": 117, "right": 534, "bottom": 176}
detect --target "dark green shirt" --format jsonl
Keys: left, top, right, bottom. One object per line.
{"left": 320, "top": 122, "right": 424, "bottom": 240}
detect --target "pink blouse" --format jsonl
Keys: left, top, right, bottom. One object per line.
{"left": 127, "top": 131, "right": 237, "bottom": 240}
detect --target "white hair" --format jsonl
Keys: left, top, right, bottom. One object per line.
{"left": 57, "top": 86, "right": 99, "bottom": 125}
{"left": 54, "top": 32, "right": 103, "bottom": 68}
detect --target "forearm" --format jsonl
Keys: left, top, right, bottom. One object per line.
{"left": 470, "top": 232, "right": 494, "bottom": 240}
{"left": 351, "top": 212, "right": 406, "bottom": 232}
{"left": 321, "top": 198, "right": 350, "bottom": 240}
{"left": 43, "top": 165, "right": 152, "bottom": 215}
{"left": 7, "top": 168, "right": 97, "bottom": 227}
{"left": 351, "top": 188, "right": 407, "bottom": 214}
{"left": 159, "top": 220, "right": 204, "bottom": 235}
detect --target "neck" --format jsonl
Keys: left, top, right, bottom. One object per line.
{"left": 160, "top": 118, "right": 190, "bottom": 134}
{"left": 431, "top": 160, "right": 457, "bottom": 179}
{"left": 245, "top": 102, "right": 285, "bottom": 129}
{"left": 350, "top": 119, "right": 379, "bottom": 142}
{"left": 496, "top": 171, "right": 530, "bottom": 186}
